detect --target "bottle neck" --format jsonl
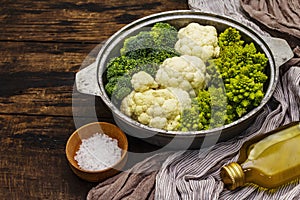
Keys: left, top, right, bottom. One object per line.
{"left": 220, "top": 162, "right": 245, "bottom": 190}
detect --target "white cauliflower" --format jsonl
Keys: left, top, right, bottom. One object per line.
{"left": 155, "top": 55, "right": 208, "bottom": 97}
{"left": 175, "top": 22, "right": 220, "bottom": 61}
{"left": 131, "top": 71, "right": 158, "bottom": 92}
{"left": 120, "top": 87, "right": 191, "bottom": 131}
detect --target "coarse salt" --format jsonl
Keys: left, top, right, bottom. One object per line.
{"left": 74, "top": 133, "right": 122, "bottom": 171}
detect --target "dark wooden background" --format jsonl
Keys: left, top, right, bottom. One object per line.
{"left": 0, "top": 1, "right": 188, "bottom": 199}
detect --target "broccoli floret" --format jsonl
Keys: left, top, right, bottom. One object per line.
{"left": 150, "top": 22, "right": 178, "bottom": 51}
{"left": 133, "top": 63, "right": 159, "bottom": 77}
{"left": 105, "top": 22, "right": 179, "bottom": 104}
{"left": 146, "top": 48, "right": 179, "bottom": 63}
{"left": 105, "top": 74, "right": 132, "bottom": 106}
{"left": 120, "top": 22, "right": 178, "bottom": 59}
{"left": 104, "top": 50, "right": 174, "bottom": 102}
{"left": 105, "top": 56, "right": 138, "bottom": 103}
{"left": 106, "top": 55, "right": 139, "bottom": 79}
{"left": 120, "top": 31, "right": 155, "bottom": 59}
{"left": 105, "top": 76, "right": 119, "bottom": 96}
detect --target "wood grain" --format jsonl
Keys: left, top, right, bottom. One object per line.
{"left": 0, "top": 114, "right": 159, "bottom": 199}
{"left": 0, "top": 0, "right": 188, "bottom": 43}
{"left": 0, "top": 114, "right": 97, "bottom": 200}
{"left": 0, "top": 41, "right": 112, "bottom": 117}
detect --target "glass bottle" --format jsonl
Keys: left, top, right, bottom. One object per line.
{"left": 221, "top": 121, "right": 300, "bottom": 190}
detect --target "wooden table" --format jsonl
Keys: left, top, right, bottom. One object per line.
{"left": 0, "top": 1, "right": 189, "bottom": 199}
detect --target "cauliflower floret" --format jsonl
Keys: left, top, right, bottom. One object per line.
{"left": 175, "top": 22, "right": 220, "bottom": 61}
{"left": 120, "top": 92, "right": 135, "bottom": 117}
{"left": 147, "top": 104, "right": 164, "bottom": 117}
{"left": 155, "top": 55, "right": 207, "bottom": 97}
{"left": 131, "top": 71, "right": 158, "bottom": 92}
{"left": 167, "top": 87, "right": 192, "bottom": 111}
{"left": 149, "top": 117, "right": 167, "bottom": 130}
{"left": 162, "top": 99, "right": 178, "bottom": 118}
{"left": 120, "top": 88, "right": 191, "bottom": 131}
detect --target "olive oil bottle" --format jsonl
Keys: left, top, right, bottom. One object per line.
{"left": 221, "top": 121, "right": 300, "bottom": 190}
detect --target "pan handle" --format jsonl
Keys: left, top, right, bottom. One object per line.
{"left": 262, "top": 36, "right": 294, "bottom": 68}
{"left": 75, "top": 62, "right": 102, "bottom": 96}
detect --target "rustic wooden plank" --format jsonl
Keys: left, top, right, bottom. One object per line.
{"left": 0, "top": 114, "right": 160, "bottom": 199}
{"left": 0, "top": 0, "right": 188, "bottom": 43}
{"left": 0, "top": 41, "right": 113, "bottom": 118}
{"left": 0, "top": 114, "right": 97, "bottom": 200}
{"left": 0, "top": 41, "right": 96, "bottom": 72}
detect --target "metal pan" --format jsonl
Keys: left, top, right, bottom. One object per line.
{"left": 76, "top": 10, "right": 293, "bottom": 149}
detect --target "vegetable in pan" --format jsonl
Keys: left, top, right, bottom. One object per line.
{"left": 104, "top": 22, "right": 268, "bottom": 132}
{"left": 177, "top": 27, "right": 268, "bottom": 131}
{"left": 105, "top": 22, "right": 179, "bottom": 104}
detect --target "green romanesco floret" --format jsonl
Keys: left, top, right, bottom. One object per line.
{"left": 177, "top": 87, "right": 227, "bottom": 131}
{"left": 207, "top": 27, "right": 268, "bottom": 123}
{"left": 178, "top": 27, "right": 269, "bottom": 131}
{"left": 218, "top": 27, "right": 244, "bottom": 47}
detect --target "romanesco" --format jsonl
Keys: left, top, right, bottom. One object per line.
{"left": 177, "top": 27, "right": 268, "bottom": 131}
{"left": 177, "top": 87, "right": 227, "bottom": 131}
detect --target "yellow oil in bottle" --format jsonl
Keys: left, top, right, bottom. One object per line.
{"left": 221, "top": 121, "right": 300, "bottom": 190}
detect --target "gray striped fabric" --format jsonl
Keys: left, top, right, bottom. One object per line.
{"left": 154, "top": 0, "right": 300, "bottom": 199}
{"left": 155, "top": 65, "right": 300, "bottom": 200}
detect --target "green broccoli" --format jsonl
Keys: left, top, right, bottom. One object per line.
{"left": 150, "top": 22, "right": 178, "bottom": 52}
{"left": 106, "top": 55, "right": 139, "bottom": 79}
{"left": 104, "top": 51, "right": 174, "bottom": 102}
{"left": 120, "top": 31, "right": 155, "bottom": 59}
{"left": 104, "top": 22, "right": 179, "bottom": 103}
{"left": 105, "top": 74, "right": 132, "bottom": 105}
{"left": 120, "top": 22, "right": 178, "bottom": 59}
{"left": 145, "top": 49, "right": 179, "bottom": 64}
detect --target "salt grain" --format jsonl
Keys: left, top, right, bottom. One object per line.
{"left": 74, "top": 133, "right": 122, "bottom": 171}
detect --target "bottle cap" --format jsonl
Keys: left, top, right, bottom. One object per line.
{"left": 220, "top": 162, "right": 245, "bottom": 190}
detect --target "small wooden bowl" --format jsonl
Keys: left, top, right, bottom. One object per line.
{"left": 65, "top": 122, "right": 128, "bottom": 182}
